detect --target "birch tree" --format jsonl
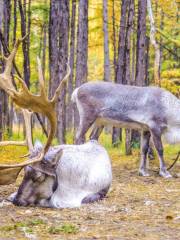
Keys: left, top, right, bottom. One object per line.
{"left": 147, "top": 0, "right": 160, "bottom": 86}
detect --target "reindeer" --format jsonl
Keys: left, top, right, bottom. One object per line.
{"left": 8, "top": 140, "right": 112, "bottom": 208}
{"left": 0, "top": 39, "right": 112, "bottom": 208}
{"left": 72, "top": 81, "right": 180, "bottom": 178}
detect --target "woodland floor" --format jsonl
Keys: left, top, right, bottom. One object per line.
{"left": 0, "top": 145, "right": 180, "bottom": 240}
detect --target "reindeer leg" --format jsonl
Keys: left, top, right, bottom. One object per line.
{"left": 151, "top": 129, "right": 172, "bottom": 178}
{"left": 90, "top": 125, "right": 104, "bottom": 141}
{"left": 75, "top": 116, "right": 96, "bottom": 144}
{"left": 139, "top": 131, "right": 151, "bottom": 177}
{"left": 81, "top": 186, "right": 109, "bottom": 204}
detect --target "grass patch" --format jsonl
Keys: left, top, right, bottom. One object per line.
{"left": 0, "top": 218, "right": 45, "bottom": 233}
{"left": 48, "top": 224, "right": 78, "bottom": 234}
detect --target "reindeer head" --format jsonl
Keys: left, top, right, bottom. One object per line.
{"left": 0, "top": 37, "right": 70, "bottom": 186}
{"left": 11, "top": 141, "right": 62, "bottom": 207}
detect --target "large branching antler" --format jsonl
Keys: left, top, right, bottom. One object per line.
{"left": 0, "top": 36, "right": 33, "bottom": 149}
{"left": 10, "top": 58, "right": 70, "bottom": 154}
{"left": 0, "top": 38, "right": 70, "bottom": 185}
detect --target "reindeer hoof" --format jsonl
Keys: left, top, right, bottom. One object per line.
{"left": 159, "top": 169, "right": 172, "bottom": 178}
{"left": 139, "top": 169, "right": 150, "bottom": 177}
{"left": 7, "top": 191, "right": 17, "bottom": 202}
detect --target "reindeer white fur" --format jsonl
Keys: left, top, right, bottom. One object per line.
{"left": 11, "top": 140, "right": 112, "bottom": 208}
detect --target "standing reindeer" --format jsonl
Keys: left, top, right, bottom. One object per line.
{"left": 0, "top": 39, "right": 112, "bottom": 208}
{"left": 72, "top": 81, "right": 180, "bottom": 178}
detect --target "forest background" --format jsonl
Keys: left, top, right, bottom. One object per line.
{"left": 0, "top": 0, "right": 179, "bottom": 154}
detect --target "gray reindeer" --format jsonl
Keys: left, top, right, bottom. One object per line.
{"left": 72, "top": 81, "right": 180, "bottom": 178}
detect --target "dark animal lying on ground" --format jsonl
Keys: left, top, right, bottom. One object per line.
{"left": 9, "top": 140, "right": 112, "bottom": 208}
{"left": 72, "top": 81, "right": 180, "bottom": 178}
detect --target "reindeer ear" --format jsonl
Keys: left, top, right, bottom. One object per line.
{"left": 50, "top": 149, "right": 63, "bottom": 168}
{"left": 30, "top": 150, "right": 63, "bottom": 177}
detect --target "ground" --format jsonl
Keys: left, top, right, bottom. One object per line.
{"left": 0, "top": 145, "right": 179, "bottom": 240}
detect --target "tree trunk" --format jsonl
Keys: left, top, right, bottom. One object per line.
{"left": 125, "top": 0, "right": 134, "bottom": 155}
{"left": 18, "top": 0, "right": 31, "bottom": 88}
{"left": 132, "top": 29, "right": 136, "bottom": 84}
{"left": 9, "top": 0, "right": 17, "bottom": 137}
{"left": 75, "top": 0, "right": 88, "bottom": 87}
{"left": 49, "top": 0, "right": 69, "bottom": 144}
{"left": 135, "top": 0, "right": 147, "bottom": 86}
{"left": 112, "top": 0, "right": 130, "bottom": 147}
{"left": 112, "top": 0, "right": 117, "bottom": 78}
{"left": 116, "top": 0, "right": 130, "bottom": 84}
{"left": 125, "top": 0, "right": 134, "bottom": 85}
{"left": 42, "top": 23, "right": 47, "bottom": 80}
{"left": 67, "top": 0, "right": 76, "bottom": 130}
{"left": 2, "top": 0, "right": 11, "bottom": 136}
{"left": 103, "top": 0, "right": 110, "bottom": 81}
{"left": 13, "top": 0, "right": 17, "bottom": 44}
{"left": 133, "top": 0, "right": 148, "bottom": 153}
{"left": 18, "top": 0, "right": 31, "bottom": 141}
{"left": 74, "top": 0, "right": 88, "bottom": 132}
{"left": 0, "top": 0, "right": 3, "bottom": 140}
{"left": 145, "top": 36, "right": 150, "bottom": 85}
{"left": 3, "top": 0, "right": 11, "bottom": 46}
{"left": 159, "top": 10, "right": 164, "bottom": 73}
{"left": 147, "top": 0, "right": 160, "bottom": 86}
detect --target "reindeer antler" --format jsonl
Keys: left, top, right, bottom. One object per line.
{"left": 10, "top": 58, "right": 70, "bottom": 154}
{"left": 0, "top": 39, "right": 70, "bottom": 185}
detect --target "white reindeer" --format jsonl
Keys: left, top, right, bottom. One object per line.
{"left": 9, "top": 140, "right": 112, "bottom": 208}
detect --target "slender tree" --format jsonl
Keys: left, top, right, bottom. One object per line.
{"left": 147, "top": 0, "right": 160, "bottom": 86}
{"left": 13, "top": 0, "right": 17, "bottom": 44}
{"left": 112, "top": 0, "right": 117, "bottom": 77}
{"left": 3, "top": 0, "right": 11, "bottom": 46}
{"left": 112, "top": 0, "right": 130, "bottom": 147}
{"left": 125, "top": 0, "right": 135, "bottom": 155}
{"left": 103, "top": 0, "right": 110, "bottom": 81}
{"left": 0, "top": 0, "right": 3, "bottom": 140}
{"left": 49, "top": 0, "right": 69, "bottom": 143}
{"left": 75, "top": 0, "right": 88, "bottom": 87}
{"left": 1, "top": 0, "right": 11, "bottom": 135}
{"left": 18, "top": 0, "right": 31, "bottom": 88}
{"left": 135, "top": 0, "right": 147, "bottom": 86}
{"left": 116, "top": 0, "right": 130, "bottom": 84}
{"left": 74, "top": 0, "right": 88, "bottom": 131}
{"left": 67, "top": 0, "right": 76, "bottom": 130}
{"left": 131, "top": 0, "right": 148, "bottom": 153}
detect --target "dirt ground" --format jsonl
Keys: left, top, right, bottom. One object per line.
{"left": 0, "top": 147, "right": 180, "bottom": 240}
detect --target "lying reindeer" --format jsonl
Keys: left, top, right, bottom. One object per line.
{"left": 72, "top": 81, "right": 180, "bottom": 178}
{"left": 0, "top": 38, "right": 112, "bottom": 208}
{"left": 9, "top": 140, "right": 112, "bottom": 208}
